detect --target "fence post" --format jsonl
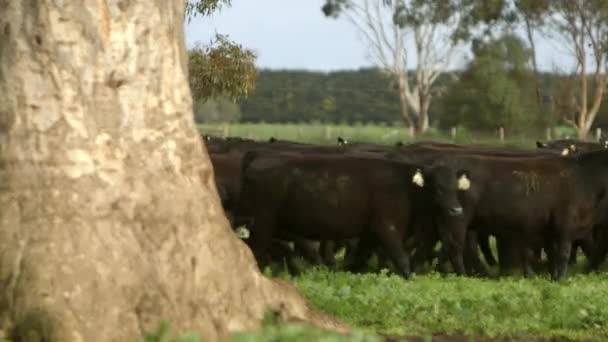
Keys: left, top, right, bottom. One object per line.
{"left": 596, "top": 127, "right": 602, "bottom": 141}
{"left": 325, "top": 125, "right": 332, "bottom": 141}
{"left": 450, "top": 126, "right": 457, "bottom": 140}
{"left": 546, "top": 127, "right": 552, "bottom": 141}
{"left": 498, "top": 126, "right": 505, "bottom": 142}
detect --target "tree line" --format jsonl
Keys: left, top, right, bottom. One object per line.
{"left": 190, "top": 0, "right": 608, "bottom": 138}
{"left": 190, "top": 50, "right": 608, "bottom": 135}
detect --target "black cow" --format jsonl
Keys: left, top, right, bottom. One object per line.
{"left": 389, "top": 144, "right": 608, "bottom": 280}
{"left": 235, "top": 151, "right": 471, "bottom": 278}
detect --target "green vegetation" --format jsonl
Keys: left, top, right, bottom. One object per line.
{"left": 193, "top": 68, "right": 608, "bottom": 135}
{"left": 198, "top": 122, "right": 580, "bottom": 148}
{"left": 290, "top": 269, "right": 608, "bottom": 341}
{"left": 231, "top": 321, "right": 381, "bottom": 342}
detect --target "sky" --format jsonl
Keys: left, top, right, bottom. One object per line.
{"left": 184, "top": 0, "right": 574, "bottom": 73}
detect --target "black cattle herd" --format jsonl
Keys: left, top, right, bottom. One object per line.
{"left": 204, "top": 134, "right": 608, "bottom": 281}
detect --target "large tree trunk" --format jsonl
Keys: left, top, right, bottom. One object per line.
{"left": 0, "top": 1, "right": 346, "bottom": 341}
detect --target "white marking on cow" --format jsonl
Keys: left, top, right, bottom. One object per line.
{"left": 457, "top": 174, "right": 471, "bottom": 191}
{"left": 561, "top": 148, "right": 569, "bottom": 156}
{"left": 570, "top": 144, "right": 577, "bottom": 152}
{"left": 604, "top": 140, "right": 608, "bottom": 149}
{"left": 235, "top": 226, "right": 250, "bottom": 239}
{"left": 412, "top": 169, "right": 424, "bottom": 187}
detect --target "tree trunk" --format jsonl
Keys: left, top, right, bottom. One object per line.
{"left": 0, "top": 1, "right": 346, "bottom": 341}
{"left": 416, "top": 93, "right": 431, "bottom": 134}
{"left": 397, "top": 76, "right": 414, "bottom": 133}
{"left": 523, "top": 16, "right": 542, "bottom": 109}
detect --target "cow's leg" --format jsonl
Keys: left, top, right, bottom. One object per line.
{"left": 246, "top": 212, "right": 276, "bottom": 269}
{"left": 373, "top": 223, "right": 411, "bottom": 278}
{"left": 411, "top": 223, "right": 440, "bottom": 273}
{"left": 320, "top": 240, "right": 337, "bottom": 267}
{"left": 269, "top": 239, "right": 300, "bottom": 275}
{"left": 551, "top": 237, "right": 572, "bottom": 281}
{"left": 436, "top": 247, "right": 451, "bottom": 274}
{"left": 438, "top": 224, "right": 466, "bottom": 276}
{"left": 464, "top": 230, "right": 489, "bottom": 277}
{"left": 585, "top": 228, "right": 608, "bottom": 273}
{"left": 568, "top": 241, "right": 579, "bottom": 265}
{"left": 292, "top": 238, "right": 323, "bottom": 265}
{"left": 376, "top": 247, "right": 396, "bottom": 272}
{"left": 497, "top": 237, "right": 519, "bottom": 277}
{"left": 522, "top": 246, "right": 537, "bottom": 278}
{"left": 345, "top": 233, "right": 376, "bottom": 273}
{"left": 342, "top": 238, "right": 359, "bottom": 269}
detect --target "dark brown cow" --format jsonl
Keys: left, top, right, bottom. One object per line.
{"left": 395, "top": 146, "right": 608, "bottom": 280}
{"left": 235, "top": 151, "right": 471, "bottom": 278}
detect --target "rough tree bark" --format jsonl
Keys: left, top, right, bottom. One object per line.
{"left": 0, "top": 1, "right": 346, "bottom": 341}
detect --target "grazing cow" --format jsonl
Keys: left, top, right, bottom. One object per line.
{"left": 236, "top": 151, "right": 471, "bottom": 278}
{"left": 390, "top": 145, "right": 608, "bottom": 280}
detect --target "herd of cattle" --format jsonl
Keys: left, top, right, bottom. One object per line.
{"left": 205, "top": 134, "right": 608, "bottom": 281}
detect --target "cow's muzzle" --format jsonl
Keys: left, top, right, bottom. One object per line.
{"left": 449, "top": 206, "right": 464, "bottom": 216}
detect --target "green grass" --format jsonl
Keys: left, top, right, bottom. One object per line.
{"left": 285, "top": 269, "right": 608, "bottom": 341}
{"left": 198, "top": 122, "right": 566, "bottom": 148}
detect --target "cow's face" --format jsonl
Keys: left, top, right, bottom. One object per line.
{"left": 421, "top": 166, "right": 470, "bottom": 217}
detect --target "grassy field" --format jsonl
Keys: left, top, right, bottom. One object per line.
{"left": 196, "top": 123, "right": 603, "bottom": 341}
{"left": 291, "top": 269, "right": 608, "bottom": 341}
{"left": 198, "top": 122, "right": 577, "bottom": 148}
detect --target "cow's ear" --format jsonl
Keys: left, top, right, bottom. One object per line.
{"left": 412, "top": 168, "right": 425, "bottom": 187}
{"left": 457, "top": 170, "right": 471, "bottom": 191}
{"left": 536, "top": 141, "right": 547, "bottom": 148}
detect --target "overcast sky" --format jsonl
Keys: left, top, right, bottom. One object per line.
{"left": 184, "top": 0, "right": 574, "bottom": 72}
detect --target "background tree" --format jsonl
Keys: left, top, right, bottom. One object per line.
{"left": 0, "top": 0, "right": 345, "bottom": 340}
{"left": 193, "top": 96, "right": 242, "bottom": 123}
{"left": 188, "top": 36, "right": 257, "bottom": 102}
{"left": 323, "top": 0, "right": 463, "bottom": 134}
{"left": 547, "top": 0, "right": 608, "bottom": 138}
{"left": 437, "top": 34, "right": 543, "bottom": 132}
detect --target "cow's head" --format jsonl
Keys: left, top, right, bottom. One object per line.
{"left": 412, "top": 166, "right": 470, "bottom": 217}
{"left": 337, "top": 136, "right": 349, "bottom": 146}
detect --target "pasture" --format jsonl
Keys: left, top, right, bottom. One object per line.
{"left": 198, "top": 123, "right": 580, "bottom": 148}
{"left": 202, "top": 123, "right": 608, "bottom": 342}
